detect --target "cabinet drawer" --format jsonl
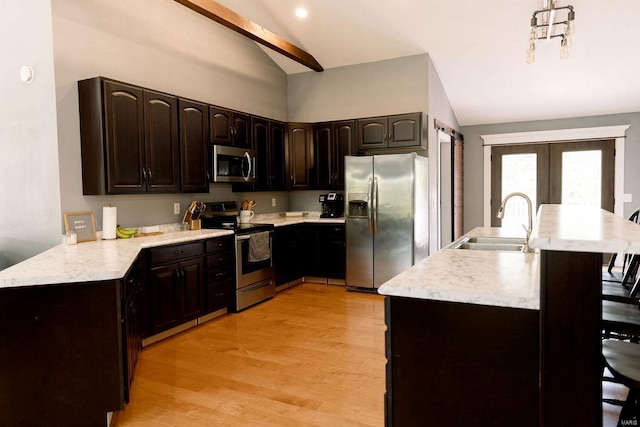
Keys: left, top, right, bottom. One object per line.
{"left": 207, "top": 265, "right": 235, "bottom": 285}
{"left": 207, "top": 280, "right": 234, "bottom": 312}
{"left": 206, "top": 252, "right": 235, "bottom": 269}
{"left": 150, "top": 241, "right": 203, "bottom": 265}
{"left": 206, "top": 236, "right": 234, "bottom": 253}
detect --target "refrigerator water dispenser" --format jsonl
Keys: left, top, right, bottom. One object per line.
{"left": 347, "top": 193, "right": 369, "bottom": 218}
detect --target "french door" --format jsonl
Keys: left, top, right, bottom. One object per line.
{"left": 491, "top": 140, "right": 615, "bottom": 228}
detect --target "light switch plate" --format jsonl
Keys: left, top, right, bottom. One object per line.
{"left": 272, "top": 198, "right": 277, "bottom": 207}
{"left": 173, "top": 202, "right": 181, "bottom": 214}
{"left": 624, "top": 194, "right": 633, "bottom": 203}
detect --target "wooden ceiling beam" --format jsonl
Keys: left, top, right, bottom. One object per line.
{"left": 175, "top": 0, "right": 324, "bottom": 72}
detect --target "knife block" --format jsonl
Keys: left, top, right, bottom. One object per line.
{"left": 188, "top": 219, "right": 201, "bottom": 230}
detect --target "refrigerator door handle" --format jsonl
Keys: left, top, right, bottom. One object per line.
{"left": 367, "top": 177, "right": 373, "bottom": 234}
{"left": 373, "top": 177, "right": 379, "bottom": 234}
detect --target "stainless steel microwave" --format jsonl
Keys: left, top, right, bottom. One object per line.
{"left": 211, "top": 145, "right": 255, "bottom": 183}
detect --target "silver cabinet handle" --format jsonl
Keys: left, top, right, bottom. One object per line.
{"left": 142, "top": 168, "right": 147, "bottom": 182}
{"left": 147, "top": 168, "right": 152, "bottom": 181}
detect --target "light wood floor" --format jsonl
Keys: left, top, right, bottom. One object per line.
{"left": 113, "top": 283, "right": 386, "bottom": 427}
{"left": 112, "top": 281, "right": 626, "bottom": 426}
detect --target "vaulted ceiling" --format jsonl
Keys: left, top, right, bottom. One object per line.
{"left": 213, "top": 0, "right": 640, "bottom": 126}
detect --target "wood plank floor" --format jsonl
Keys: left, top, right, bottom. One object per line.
{"left": 113, "top": 281, "right": 625, "bottom": 426}
{"left": 113, "top": 283, "right": 386, "bottom": 427}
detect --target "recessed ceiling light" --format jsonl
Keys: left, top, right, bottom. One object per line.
{"left": 295, "top": 7, "right": 308, "bottom": 19}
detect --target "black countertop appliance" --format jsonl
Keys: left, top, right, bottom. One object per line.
{"left": 319, "top": 192, "right": 344, "bottom": 218}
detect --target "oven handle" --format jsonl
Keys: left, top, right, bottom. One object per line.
{"left": 236, "top": 231, "right": 274, "bottom": 241}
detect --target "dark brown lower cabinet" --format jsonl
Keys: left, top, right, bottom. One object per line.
{"left": 148, "top": 256, "right": 205, "bottom": 335}
{"left": 205, "top": 235, "right": 236, "bottom": 312}
{"left": 0, "top": 280, "right": 126, "bottom": 425}
{"left": 385, "top": 296, "right": 539, "bottom": 427}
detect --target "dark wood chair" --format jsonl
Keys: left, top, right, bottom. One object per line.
{"left": 602, "top": 274, "right": 640, "bottom": 340}
{"left": 602, "top": 339, "right": 640, "bottom": 424}
{"left": 603, "top": 208, "right": 640, "bottom": 299}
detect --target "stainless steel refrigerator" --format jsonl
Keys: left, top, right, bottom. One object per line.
{"left": 345, "top": 153, "right": 428, "bottom": 289}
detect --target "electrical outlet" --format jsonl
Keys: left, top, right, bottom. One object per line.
{"left": 272, "top": 197, "right": 277, "bottom": 207}
{"left": 173, "top": 203, "right": 181, "bottom": 215}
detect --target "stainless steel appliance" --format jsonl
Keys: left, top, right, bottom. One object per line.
{"left": 319, "top": 192, "right": 344, "bottom": 218}
{"left": 345, "top": 153, "right": 428, "bottom": 290}
{"left": 211, "top": 145, "right": 255, "bottom": 183}
{"left": 200, "top": 201, "right": 275, "bottom": 311}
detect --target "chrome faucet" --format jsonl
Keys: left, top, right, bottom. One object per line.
{"left": 496, "top": 192, "right": 533, "bottom": 253}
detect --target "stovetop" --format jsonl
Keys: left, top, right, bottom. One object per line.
{"left": 199, "top": 201, "right": 274, "bottom": 235}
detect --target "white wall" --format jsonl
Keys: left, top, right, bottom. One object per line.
{"left": 460, "top": 112, "right": 640, "bottom": 231}
{"left": 287, "top": 54, "right": 429, "bottom": 122}
{"left": 0, "top": 0, "right": 62, "bottom": 269}
{"left": 287, "top": 53, "right": 463, "bottom": 253}
{"left": 427, "top": 57, "right": 459, "bottom": 252}
{"left": 51, "top": 0, "right": 289, "bottom": 231}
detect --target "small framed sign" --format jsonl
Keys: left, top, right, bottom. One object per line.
{"left": 63, "top": 212, "right": 97, "bottom": 243}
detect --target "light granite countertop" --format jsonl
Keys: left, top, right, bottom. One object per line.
{"left": 0, "top": 214, "right": 344, "bottom": 289}
{"left": 378, "top": 204, "right": 640, "bottom": 309}
{"left": 529, "top": 204, "right": 640, "bottom": 253}
{"left": 0, "top": 228, "right": 233, "bottom": 289}
{"left": 253, "top": 212, "right": 344, "bottom": 226}
{"left": 378, "top": 227, "right": 540, "bottom": 310}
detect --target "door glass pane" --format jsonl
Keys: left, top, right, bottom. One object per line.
{"left": 501, "top": 153, "right": 537, "bottom": 230}
{"left": 561, "top": 150, "right": 601, "bottom": 207}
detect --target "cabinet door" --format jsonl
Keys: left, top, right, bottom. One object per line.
{"left": 232, "top": 113, "right": 251, "bottom": 149}
{"left": 209, "top": 106, "right": 233, "bottom": 145}
{"left": 269, "top": 121, "right": 287, "bottom": 191}
{"left": 252, "top": 117, "right": 270, "bottom": 190}
{"left": 179, "top": 99, "right": 210, "bottom": 193}
{"left": 180, "top": 257, "right": 205, "bottom": 322}
{"left": 149, "top": 263, "right": 181, "bottom": 333}
{"left": 357, "top": 117, "right": 387, "bottom": 151}
{"left": 314, "top": 123, "right": 333, "bottom": 189}
{"left": 274, "top": 226, "right": 307, "bottom": 285}
{"left": 287, "top": 123, "right": 313, "bottom": 190}
{"left": 333, "top": 121, "right": 355, "bottom": 189}
{"left": 144, "top": 90, "right": 180, "bottom": 193}
{"left": 104, "top": 81, "right": 146, "bottom": 193}
{"left": 320, "top": 224, "right": 346, "bottom": 279}
{"left": 388, "top": 113, "right": 421, "bottom": 148}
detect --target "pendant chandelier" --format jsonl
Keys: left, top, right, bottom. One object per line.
{"left": 527, "top": 0, "right": 575, "bottom": 64}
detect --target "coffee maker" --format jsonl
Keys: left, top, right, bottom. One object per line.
{"left": 319, "top": 192, "right": 344, "bottom": 218}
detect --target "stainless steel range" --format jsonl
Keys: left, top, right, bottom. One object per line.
{"left": 200, "top": 201, "right": 275, "bottom": 311}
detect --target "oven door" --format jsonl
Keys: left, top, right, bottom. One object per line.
{"left": 211, "top": 145, "right": 255, "bottom": 183}
{"left": 236, "top": 232, "right": 275, "bottom": 288}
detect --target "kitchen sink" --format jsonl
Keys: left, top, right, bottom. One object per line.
{"left": 450, "top": 236, "right": 526, "bottom": 252}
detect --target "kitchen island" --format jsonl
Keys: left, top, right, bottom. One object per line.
{"left": 379, "top": 205, "right": 640, "bottom": 427}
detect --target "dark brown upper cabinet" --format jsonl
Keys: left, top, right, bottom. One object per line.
{"left": 313, "top": 120, "right": 355, "bottom": 190}
{"left": 209, "top": 106, "right": 251, "bottom": 149}
{"left": 251, "top": 118, "right": 287, "bottom": 191}
{"left": 179, "top": 99, "right": 210, "bottom": 193}
{"left": 144, "top": 90, "right": 180, "bottom": 193}
{"left": 287, "top": 123, "right": 314, "bottom": 190}
{"left": 356, "top": 113, "right": 423, "bottom": 152}
{"left": 269, "top": 121, "right": 287, "bottom": 191}
{"left": 78, "top": 77, "right": 180, "bottom": 194}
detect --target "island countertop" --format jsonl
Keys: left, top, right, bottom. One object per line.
{"left": 378, "top": 227, "right": 540, "bottom": 310}
{"left": 529, "top": 204, "right": 640, "bottom": 253}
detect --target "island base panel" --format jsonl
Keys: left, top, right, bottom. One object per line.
{"left": 385, "top": 296, "right": 539, "bottom": 427}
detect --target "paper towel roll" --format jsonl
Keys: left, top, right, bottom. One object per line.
{"left": 102, "top": 206, "right": 117, "bottom": 240}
